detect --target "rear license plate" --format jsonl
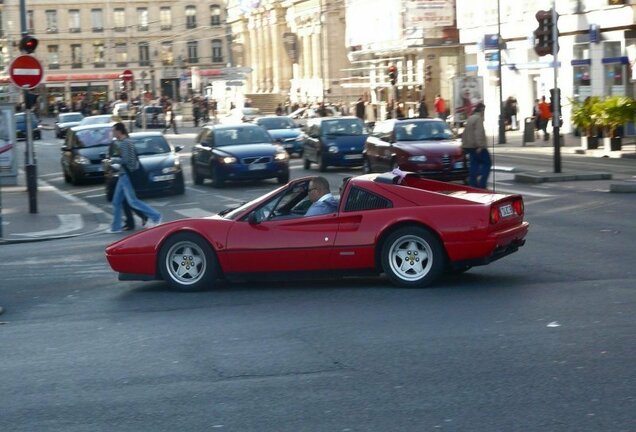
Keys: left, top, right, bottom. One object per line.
{"left": 248, "top": 163, "right": 267, "bottom": 170}
{"left": 153, "top": 174, "right": 175, "bottom": 182}
{"left": 344, "top": 154, "right": 362, "bottom": 160}
{"left": 499, "top": 204, "right": 514, "bottom": 218}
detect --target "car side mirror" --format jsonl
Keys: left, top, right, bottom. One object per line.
{"left": 248, "top": 211, "right": 260, "bottom": 225}
{"left": 61, "top": 145, "right": 69, "bottom": 151}
{"left": 175, "top": 145, "right": 184, "bottom": 152}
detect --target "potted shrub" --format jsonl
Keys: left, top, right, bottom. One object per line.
{"left": 594, "top": 96, "right": 635, "bottom": 151}
{"left": 571, "top": 96, "right": 599, "bottom": 149}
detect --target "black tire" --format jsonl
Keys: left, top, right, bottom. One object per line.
{"left": 277, "top": 171, "right": 290, "bottom": 184}
{"left": 63, "top": 167, "right": 72, "bottom": 183}
{"left": 318, "top": 154, "right": 328, "bottom": 172}
{"left": 381, "top": 226, "right": 445, "bottom": 288}
{"left": 70, "top": 170, "right": 81, "bottom": 186}
{"left": 303, "top": 157, "right": 311, "bottom": 170}
{"left": 192, "top": 164, "right": 204, "bottom": 185}
{"left": 173, "top": 177, "right": 185, "bottom": 194}
{"left": 158, "top": 232, "right": 218, "bottom": 292}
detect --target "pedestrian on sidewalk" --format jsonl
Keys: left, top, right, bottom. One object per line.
{"left": 538, "top": 96, "right": 551, "bottom": 141}
{"left": 461, "top": 103, "right": 491, "bottom": 189}
{"left": 434, "top": 94, "right": 446, "bottom": 120}
{"left": 109, "top": 122, "right": 162, "bottom": 233}
{"left": 162, "top": 101, "right": 178, "bottom": 134}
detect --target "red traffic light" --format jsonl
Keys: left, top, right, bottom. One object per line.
{"left": 19, "top": 35, "right": 39, "bottom": 54}
{"left": 388, "top": 65, "right": 398, "bottom": 85}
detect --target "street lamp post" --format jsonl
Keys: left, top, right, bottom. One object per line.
{"left": 497, "top": 0, "right": 506, "bottom": 144}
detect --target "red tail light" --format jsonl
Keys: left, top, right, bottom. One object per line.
{"left": 513, "top": 198, "right": 524, "bottom": 216}
{"left": 490, "top": 206, "right": 500, "bottom": 224}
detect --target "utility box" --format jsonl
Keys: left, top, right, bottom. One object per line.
{"left": 523, "top": 117, "right": 535, "bottom": 144}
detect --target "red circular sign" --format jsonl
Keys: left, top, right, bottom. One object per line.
{"left": 120, "top": 69, "right": 134, "bottom": 82}
{"left": 9, "top": 55, "right": 43, "bottom": 90}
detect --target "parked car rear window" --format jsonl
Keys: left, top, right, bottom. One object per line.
{"left": 60, "top": 113, "right": 83, "bottom": 123}
{"left": 257, "top": 117, "right": 296, "bottom": 130}
{"left": 321, "top": 118, "right": 365, "bottom": 136}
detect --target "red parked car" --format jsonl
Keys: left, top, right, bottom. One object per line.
{"left": 363, "top": 118, "right": 468, "bottom": 182}
{"left": 105, "top": 172, "right": 529, "bottom": 292}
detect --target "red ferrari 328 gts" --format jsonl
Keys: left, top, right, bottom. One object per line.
{"left": 106, "top": 172, "right": 529, "bottom": 291}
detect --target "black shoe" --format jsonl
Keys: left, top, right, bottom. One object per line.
{"left": 141, "top": 216, "right": 148, "bottom": 227}
{"left": 123, "top": 225, "right": 134, "bottom": 231}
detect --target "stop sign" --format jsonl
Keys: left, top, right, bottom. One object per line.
{"left": 9, "top": 55, "right": 43, "bottom": 90}
{"left": 120, "top": 69, "right": 134, "bottom": 82}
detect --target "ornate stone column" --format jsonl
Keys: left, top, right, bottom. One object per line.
{"left": 311, "top": 28, "right": 321, "bottom": 80}
{"left": 256, "top": 15, "right": 266, "bottom": 92}
{"left": 248, "top": 17, "right": 259, "bottom": 93}
{"left": 302, "top": 31, "right": 312, "bottom": 81}
{"left": 270, "top": 9, "right": 282, "bottom": 94}
{"left": 263, "top": 12, "right": 273, "bottom": 92}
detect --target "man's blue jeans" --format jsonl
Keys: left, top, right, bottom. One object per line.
{"left": 111, "top": 173, "right": 161, "bottom": 231}
{"left": 466, "top": 148, "right": 492, "bottom": 189}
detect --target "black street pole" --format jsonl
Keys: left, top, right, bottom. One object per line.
{"left": 552, "top": 3, "right": 561, "bottom": 173}
{"left": 497, "top": 0, "right": 506, "bottom": 144}
{"left": 20, "top": 0, "right": 37, "bottom": 213}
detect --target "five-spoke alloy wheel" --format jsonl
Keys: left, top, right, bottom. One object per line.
{"left": 159, "top": 233, "right": 218, "bottom": 291}
{"left": 381, "top": 226, "right": 445, "bottom": 288}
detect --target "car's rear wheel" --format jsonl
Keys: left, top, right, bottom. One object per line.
{"left": 381, "top": 226, "right": 445, "bottom": 288}
{"left": 210, "top": 166, "right": 224, "bottom": 188}
{"left": 158, "top": 232, "right": 218, "bottom": 292}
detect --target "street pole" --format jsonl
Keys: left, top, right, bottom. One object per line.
{"left": 20, "top": 0, "right": 37, "bottom": 213}
{"left": 552, "top": 1, "right": 561, "bottom": 173}
{"left": 497, "top": 0, "right": 506, "bottom": 144}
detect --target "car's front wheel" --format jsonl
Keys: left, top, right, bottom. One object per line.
{"left": 158, "top": 232, "right": 218, "bottom": 292}
{"left": 318, "top": 154, "right": 328, "bottom": 172}
{"left": 381, "top": 226, "right": 445, "bottom": 288}
{"left": 192, "top": 164, "right": 204, "bottom": 185}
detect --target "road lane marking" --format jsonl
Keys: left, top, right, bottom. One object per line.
{"left": 174, "top": 208, "right": 212, "bottom": 218}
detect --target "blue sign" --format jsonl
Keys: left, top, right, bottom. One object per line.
{"left": 484, "top": 34, "right": 499, "bottom": 50}
{"left": 589, "top": 24, "right": 600, "bottom": 44}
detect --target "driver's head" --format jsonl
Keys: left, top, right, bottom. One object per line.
{"left": 308, "top": 176, "right": 330, "bottom": 203}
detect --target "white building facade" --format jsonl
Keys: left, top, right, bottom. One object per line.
{"left": 456, "top": 0, "right": 636, "bottom": 134}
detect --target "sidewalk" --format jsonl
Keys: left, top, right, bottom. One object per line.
{"left": 0, "top": 172, "right": 110, "bottom": 244}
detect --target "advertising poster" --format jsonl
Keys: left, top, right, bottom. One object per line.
{"left": 452, "top": 76, "right": 484, "bottom": 123}
{"left": 0, "top": 103, "right": 18, "bottom": 185}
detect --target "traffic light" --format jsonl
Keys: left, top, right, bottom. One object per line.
{"left": 388, "top": 65, "right": 397, "bottom": 86}
{"left": 549, "top": 88, "right": 561, "bottom": 114}
{"left": 425, "top": 65, "right": 433, "bottom": 83}
{"left": 533, "top": 9, "right": 559, "bottom": 57}
{"left": 19, "top": 34, "right": 39, "bottom": 54}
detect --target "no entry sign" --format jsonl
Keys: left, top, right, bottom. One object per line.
{"left": 120, "top": 69, "right": 134, "bottom": 82}
{"left": 9, "top": 55, "right": 44, "bottom": 90}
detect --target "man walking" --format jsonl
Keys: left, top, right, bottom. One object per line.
{"left": 434, "top": 94, "right": 446, "bottom": 120}
{"left": 418, "top": 96, "right": 429, "bottom": 118}
{"left": 109, "top": 122, "right": 162, "bottom": 233}
{"left": 538, "top": 96, "right": 551, "bottom": 141}
{"left": 461, "top": 103, "right": 491, "bottom": 189}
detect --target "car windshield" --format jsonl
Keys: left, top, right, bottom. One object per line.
{"left": 75, "top": 128, "right": 113, "bottom": 147}
{"left": 214, "top": 127, "right": 272, "bottom": 146}
{"left": 322, "top": 118, "right": 365, "bottom": 136}
{"left": 130, "top": 136, "right": 171, "bottom": 155}
{"left": 80, "top": 116, "right": 111, "bottom": 125}
{"left": 257, "top": 117, "right": 296, "bottom": 130}
{"left": 395, "top": 121, "right": 453, "bottom": 141}
{"left": 60, "top": 113, "right": 83, "bottom": 123}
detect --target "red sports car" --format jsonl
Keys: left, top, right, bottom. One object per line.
{"left": 105, "top": 172, "right": 529, "bottom": 291}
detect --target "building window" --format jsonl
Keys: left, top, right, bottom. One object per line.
{"left": 161, "top": 42, "right": 173, "bottom": 66}
{"left": 137, "top": 8, "right": 148, "bottom": 31}
{"left": 91, "top": 9, "right": 103, "bottom": 32}
{"left": 139, "top": 42, "right": 150, "bottom": 66}
{"left": 115, "top": 44, "right": 128, "bottom": 66}
{"left": 187, "top": 41, "right": 198, "bottom": 64}
{"left": 186, "top": 6, "right": 197, "bottom": 29}
{"left": 160, "top": 7, "right": 172, "bottom": 31}
{"left": 46, "top": 10, "right": 58, "bottom": 33}
{"left": 604, "top": 41, "right": 626, "bottom": 96}
{"left": 211, "top": 39, "right": 223, "bottom": 63}
{"left": 71, "top": 44, "right": 82, "bottom": 68}
{"left": 69, "top": 10, "right": 81, "bottom": 33}
{"left": 114, "top": 8, "right": 126, "bottom": 32}
{"left": 48, "top": 45, "right": 60, "bottom": 69}
{"left": 27, "top": 10, "right": 34, "bottom": 33}
{"left": 93, "top": 43, "right": 105, "bottom": 67}
{"left": 210, "top": 5, "right": 221, "bottom": 26}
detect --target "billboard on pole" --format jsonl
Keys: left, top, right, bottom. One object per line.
{"left": 452, "top": 76, "right": 484, "bottom": 124}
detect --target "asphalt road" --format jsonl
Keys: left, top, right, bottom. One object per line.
{"left": 0, "top": 128, "right": 634, "bottom": 431}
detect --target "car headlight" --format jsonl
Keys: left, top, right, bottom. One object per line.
{"left": 74, "top": 155, "right": 91, "bottom": 165}
{"left": 408, "top": 155, "right": 428, "bottom": 162}
{"left": 274, "top": 151, "right": 289, "bottom": 161}
{"left": 174, "top": 157, "right": 181, "bottom": 167}
{"left": 219, "top": 156, "right": 237, "bottom": 164}
{"left": 162, "top": 166, "right": 178, "bottom": 174}
{"left": 328, "top": 145, "right": 339, "bottom": 154}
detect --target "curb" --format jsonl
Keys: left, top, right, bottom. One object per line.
{"left": 609, "top": 181, "right": 636, "bottom": 193}
{"left": 514, "top": 172, "right": 612, "bottom": 184}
